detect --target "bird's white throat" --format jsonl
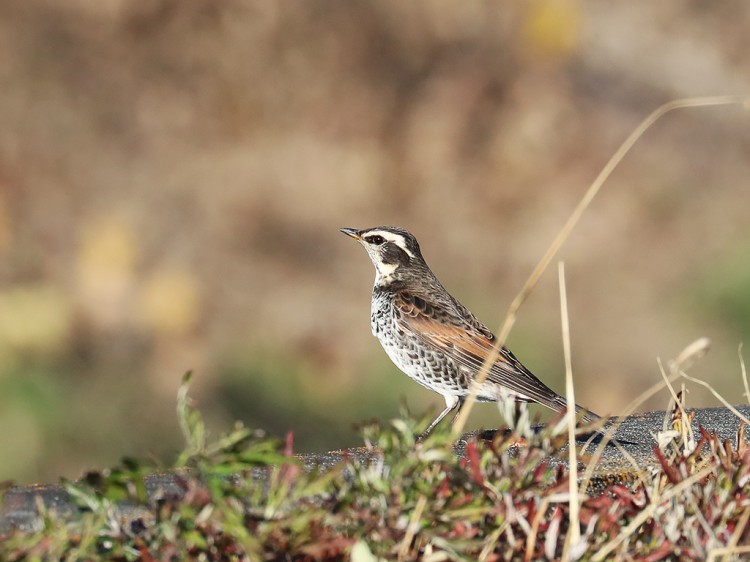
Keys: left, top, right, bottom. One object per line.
{"left": 374, "top": 261, "right": 399, "bottom": 283}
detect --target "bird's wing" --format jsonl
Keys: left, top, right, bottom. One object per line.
{"left": 393, "top": 291, "right": 571, "bottom": 412}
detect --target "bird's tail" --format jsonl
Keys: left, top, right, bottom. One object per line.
{"left": 552, "top": 396, "right": 601, "bottom": 425}
{"left": 575, "top": 404, "right": 601, "bottom": 425}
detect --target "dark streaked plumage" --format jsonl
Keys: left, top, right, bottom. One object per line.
{"left": 341, "top": 225, "right": 600, "bottom": 436}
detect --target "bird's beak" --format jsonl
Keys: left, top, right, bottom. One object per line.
{"left": 340, "top": 227, "right": 362, "bottom": 240}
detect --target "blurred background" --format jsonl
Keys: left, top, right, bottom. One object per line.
{"left": 1, "top": 1, "right": 749, "bottom": 484}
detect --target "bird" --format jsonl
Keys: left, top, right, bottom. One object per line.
{"left": 340, "top": 225, "right": 601, "bottom": 437}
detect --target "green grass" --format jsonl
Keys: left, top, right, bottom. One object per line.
{"left": 1, "top": 373, "right": 749, "bottom": 561}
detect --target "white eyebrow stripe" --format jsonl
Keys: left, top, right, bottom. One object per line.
{"left": 368, "top": 230, "right": 415, "bottom": 258}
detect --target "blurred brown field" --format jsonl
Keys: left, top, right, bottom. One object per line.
{"left": 0, "top": 1, "right": 749, "bottom": 483}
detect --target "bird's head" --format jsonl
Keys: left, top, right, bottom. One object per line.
{"left": 340, "top": 226, "right": 428, "bottom": 284}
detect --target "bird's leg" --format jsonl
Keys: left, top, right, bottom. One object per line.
{"left": 450, "top": 397, "right": 466, "bottom": 424}
{"left": 418, "top": 395, "right": 459, "bottom": 440}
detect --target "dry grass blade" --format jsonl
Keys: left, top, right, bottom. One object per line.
{"left": 672, "top": 337, "right": 712, "bottom": 371}
{"left": 558, "top": 262, "right": 581, "bottom": 558}
{"left": 657, "top": 358, "right": 695, "bottom": 454}
{"left": 740, "top": 343, "right": 749, "bottom": 404}
{"left": 452, "top": 96, "right": 749, "bottom": 436}
{"left": 398, "top": 494, "right": 427, "bottom": 561}
{"left": 678, "top": 372, "right": 750, "bottom": 427}
{"left": 658, "top": 357, "right": 690, "bottom": 425}
{"left": 523, "top": 492, "right": 573, "bottom": 561}
{"left": 524, "top": 495, "right": 553, "bottom": 562}
{"left": 706, "top": 545, "right": 750, "bottom": 562}
{"left": 479, "top": 524, "right": 506, "bottom": 562}
{"left": 722, "top": 506, "right": 750, "bottom": 562}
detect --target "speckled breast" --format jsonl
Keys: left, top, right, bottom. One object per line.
{"left": 370, "top": 291, "right": 469, "bottom": 396}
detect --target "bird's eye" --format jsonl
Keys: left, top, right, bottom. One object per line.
{"left": 366, "top": 235, "right": 385, "bottom": 245}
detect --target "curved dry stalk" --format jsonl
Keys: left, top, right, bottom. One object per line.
{"left": 452, "top": 96, "right": 749, "bottom": 435}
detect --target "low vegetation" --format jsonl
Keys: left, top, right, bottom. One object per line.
{"left": 1, "top": 374, "right": 749, "bottom": 561}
